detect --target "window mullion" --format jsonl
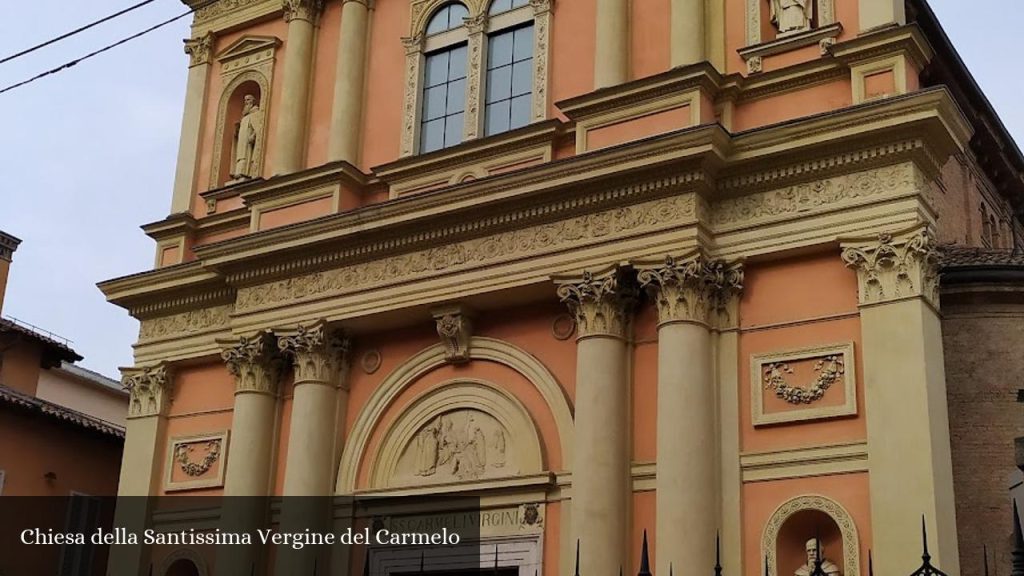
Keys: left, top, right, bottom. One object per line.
{"left": 463, "top": 18, "right": 487, "bottom": 142}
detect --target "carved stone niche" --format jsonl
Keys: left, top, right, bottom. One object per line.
{"left": 763, "top": 495, "right": 860, "bottom": 576}
{"left": 209, "top": 35, "right": 281, "bottom": 190}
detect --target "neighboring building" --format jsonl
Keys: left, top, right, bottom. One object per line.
{"left": 98, "top": 1, "right": 1024, "bottom": 575}
{"left": 0, "top": 231, "right": 127, "bottom": 499}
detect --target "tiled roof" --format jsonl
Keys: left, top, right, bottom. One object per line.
{"left": 0, "top": 318, "right": 82, "bottom": 365}
{"left": 0, "top": 383, "right": 125, "bottom": 439}
{"left": 938, "top": 244, "right": 1024, "bottom": 269}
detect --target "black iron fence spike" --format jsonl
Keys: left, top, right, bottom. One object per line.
{"left": 983, "top": 545, "right": 990, "bottom": 576}
{"left": 574, "top": 540, "right": 581, "bottom": 576}
{"left": 638, "top": 530, "right": 652, "bottom": 576}
{"left": 714, "top": 531, "right": 723, "bottom": 576}
{"left": 1013, "top": 499, "right": 1024, "bottom": 576}
{"left": 868, "top": 550, "right": 873, "bottom": 576}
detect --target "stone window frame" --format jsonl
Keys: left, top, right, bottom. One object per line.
{"left": 740, "top": 0, "right": 839, "bottom": 74}
{"left": 400, "top": 0, "right": 552, "bottom": 158}
{"left": 208, "top": 36, "right": 281, "bottom": 190}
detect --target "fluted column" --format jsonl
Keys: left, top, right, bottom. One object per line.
{"left": 594, "top": 0, "right": 630, "bottom": 88}
{"left": 327, "top": 0, "right": 370, "bottom": 164}
{"left": 556, "top": 267, "right": 636, "bottom": 576}
{"left": 274, "top": 0, "right": 325, "bottom": 174}
{"left": 636, "top": 254, "right": 741, "bottom": 576}
{"left": 170, "top": 33, "right": 213, "bottom": 214}
{"left": 670, "top": 0, "right": 704, "bottom": 67}
{"left": 217, "top": 332, "right": 283, "bottom": 576}
{"left": 841, "top": 225, "right": 959, "bottom": 576}
{"left": 106, "top": 364, "right": 172, "bottom": 576}
{"left": 273, "top": 322, "right": 350, "bottom": 576}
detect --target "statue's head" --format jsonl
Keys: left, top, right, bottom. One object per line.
{"left": 804, "top": 539, "right": 821, "bottom": 565}
{"left": 243, "top": 94, "right": 256, "bottom": 110}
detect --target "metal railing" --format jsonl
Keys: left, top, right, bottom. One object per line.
{"left": 1, "top": 315, "right": 74, "bottom": 347}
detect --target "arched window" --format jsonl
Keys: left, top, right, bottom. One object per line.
{"left": 420, "top": 3, "right": 470, "bottom": 153}
{"left": 484, "top": 0, "right": 534, "bottom": 136}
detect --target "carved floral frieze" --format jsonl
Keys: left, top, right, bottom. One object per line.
{"left": 175, "top": 439, "right": 222, "bottom": 477}
{"left": 235, "top": 194, "right": 695, "bottom": 312}
{"left": 713, "top": 164, "right": 920, "bottom": 227}
{"left": 763, "top": 355, "right": 845, "bottom": 404}
{"left": 138, "top": 305, "right": 231, "bottom": 342}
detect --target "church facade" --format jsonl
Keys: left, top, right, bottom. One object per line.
{"left": 99, "top": 0, "right": 1024, "bottom": 575}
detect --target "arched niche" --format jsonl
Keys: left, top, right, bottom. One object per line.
{"left": 336, "top": 337, "right": 573, "bottom": 493}
{"left": 159, "top": 548, "right": 208, "bottom": 576}
{"left": 762, "top": 495, "right": 860, "bottom": 576}
{"left": 212, "top": 73, "right": 268, "bottom": 188}
{"left": 370, "top": 379, "right": 543, "bottom": 488}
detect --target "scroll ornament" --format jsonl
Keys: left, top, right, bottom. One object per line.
{"left": 175, "top": 440, "right": 222, "bottom": 477}
{"left": 763, "top": 355, "right": 844, "bottom": 404}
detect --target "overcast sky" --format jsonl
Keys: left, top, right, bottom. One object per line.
{"left": 1, "top": 0, "right": 1021, "bottom": 378}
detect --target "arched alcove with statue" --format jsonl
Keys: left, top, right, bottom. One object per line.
{"left": 763, "top": 495, "right": 861, "bottom": 576}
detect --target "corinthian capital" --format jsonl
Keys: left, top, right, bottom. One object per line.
{"left": 635, "top": 253, "right": 743, "bottom": 328}
{"left": 122, "top": 363, "right": 172, "bottom": 419}
{"left": 183, "top": 32, "right": 214, "bottom": 67}
{"left": 840, "top": 225, "right": 940, "bottom": 308}
{"left": 282, "top": 0, "right": 325, "bottom": 23}
{"left": 555, "top": 267, "right": 638, "bottom": 339}
{"left": 220, "top": 331, "right": 284, "bottom": 395}
{"left": 277, "top": 321, "right": 351, "bottom": 386}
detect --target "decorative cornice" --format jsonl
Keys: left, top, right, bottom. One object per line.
{"left": 0, "top": 231, "right": 21, "bottom": 262}
{"left": 840, "top": 224, "right": 940, "bottom": 308}
{"left": 635, "top": 252, "right": 743, "bottom": 327}
{"left": 219, "top": 331, "right": 283, "bottom": 395}
{"left": 431, "top": 306, "right": 473, "bottom": 363}
{"left": 282, "top": 0, "right": 324, "bottom": 23}
{"left": 122, "top": 363, "right": 172, "bottom": 419}
{"left": 183, "top": 32, "right": 215, "bottom": 67}
{"left": 554, "top": 267, "right": 638, "bottom": 339}
{"left": 277, "top": 321, "right": 350, "bottom": 386}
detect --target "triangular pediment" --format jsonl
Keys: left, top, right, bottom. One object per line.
{"left": 217, "top": 35, "right": 281, "bottom": 62}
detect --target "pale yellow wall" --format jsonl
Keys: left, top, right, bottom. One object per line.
{"left": 36, "top": 369, "right": 128, "bottom": 427}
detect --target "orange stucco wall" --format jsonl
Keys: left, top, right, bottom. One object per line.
{"left": 0, "top": 339, "right": 42, "bottom": 396}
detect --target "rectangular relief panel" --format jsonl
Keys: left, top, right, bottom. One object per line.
{"left": 751, "top": 341, "right": 856, "bottom": 426}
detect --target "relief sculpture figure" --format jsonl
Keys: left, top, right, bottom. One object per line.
{"left": 230, "top": 94, "right": 262, "bottom": 180}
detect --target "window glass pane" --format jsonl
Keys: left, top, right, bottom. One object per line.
{"left": 423, "top": 85, "right": 448, "bottom": 120}
{"left": 448, "top": 3, "right": 469, "bottom": 25}
{"left": 421, "top": 119, "right": 445, "bottom": 152}
{"left": 488, "top": 31, "right": 514, "bottom": 68}
{"left": 486, "top": 66, "right": 512, "bottom": 103}
{"left": 426, "top": 6, "right": 449, "bottom": 35}
{"left": 489, "top": 0, "right": 511, "bottom": 14}
{"left": 446, "top": 79, "right": 466, "bottom": 114}
{"left": 448, "top": 45, "right": 468, "bottom": 80}
{"left": 513, "top": 25, "right": 534, "bottom": 62}
{"left": 444, "top": 112, "right": 464, "bottom": 147}
{"left": 485, "top": 100, "right": 511, "bottom": 136}
{"left": 511, "top": 60, "right": 532, "bottom": 97}
{"left": 510, "top": 94, "right": 531, "bottom": 129}
{"left": 425, "top": 52, "right": 450, "bottom": 87}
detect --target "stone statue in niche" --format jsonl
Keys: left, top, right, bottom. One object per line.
{"left": 770, "top": 0, "right": 813, "bottom": 35}
{"left": 794, "top": 539, "right": 841, "bottom": 576}
{"left": 230, "top": 93, "right": 263, "bottom": 180}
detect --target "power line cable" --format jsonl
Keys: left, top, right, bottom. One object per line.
{"left": 0, "top": 0, "right": 159, "bottom": 65}
{"left": 0, "top": 0, "right": 218, "bottom": 96}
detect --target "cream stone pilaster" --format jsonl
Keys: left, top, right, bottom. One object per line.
{"left": 859, "top": 0, "right": 905, "bottom": 33}
{"left": 274, "top": 0, "right": 325, "bottom": 174}
{"left": 215, "top": 332, "right": 282, "bottom": 576}
{"left": 463, "top": 14, "right": 487, "bottom": 141}
{"left": 555, "top": 267, "right": 635, "bottom": 576}
{"left": 170, "top": 33, "right": 214, "bottom": 214}
{"left": 274, "top": 321, "right": 350, "bottom": 576}
{"left": 594, "top": 0, "right": 629, "bottom": 88}
{"left": 635, "top": 254, "right": 742, "bottom": 576}
{"left": 840, "top": 225, "right": 960, "bottom": 576}
{"left": 715, "top": 279, "right": 743, "bottom": 576}
{"left": 327, "top": 0, "right": 370, "bottom": 164}
{"left": 670, "top": 0, "right": 704, "bottom": 67}
{"left": 107, "top": 363, "right": 173, "bottom": 576}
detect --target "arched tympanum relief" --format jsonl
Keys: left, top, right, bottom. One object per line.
{"left": 337, "top": 337, "right": 572, "bottom": 493}
{"left": 762, "top": 495, "right": 860, "bottom": 576}
{"left": 371, "top": 380, "right": 543, "bottom": 488}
